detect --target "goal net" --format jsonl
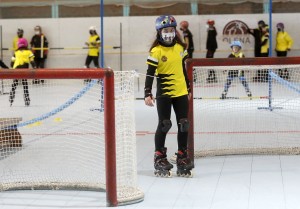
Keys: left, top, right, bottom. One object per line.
{"left": 0, "top": 68, "right": 143, "bottom": 206}
{"left": 187, "top": 57, "right": 300, "bottom": 160}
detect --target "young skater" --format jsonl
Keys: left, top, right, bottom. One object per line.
{"left": 221, "top": 41, "right": 252, "bottom": 99}
{"left": 84, "top": 26, "right": 101, "bottom": 83}
{"left": 9, "top": 38, "right": 36, "bottom": 106}
{"left": 144, "top": 15, "right": 193, "bottom": 177}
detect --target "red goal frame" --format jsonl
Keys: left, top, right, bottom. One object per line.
{"left": 0, "top": 68, "right": 118, "bottom": 206}
{"left": 186, "top": 57, "right": 300, "bottom": 164}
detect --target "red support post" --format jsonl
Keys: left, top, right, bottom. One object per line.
{"left": 104, "top": 70, "right": 118, "bottom": 207}
{"left": 186, "top": 59, "right": 194, "bottom": 165}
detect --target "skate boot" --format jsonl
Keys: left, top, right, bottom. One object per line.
{"left": 176, "top": 149, "right": 194, "bottom": 177}
{"left": 247, "top": 91, "right": 252, "bottom": 100}
{"left": 154, "top": 148, "right": 173, "bottom": 177}
{"left": 221, "top": 91, "right": 227, "bottom": 99}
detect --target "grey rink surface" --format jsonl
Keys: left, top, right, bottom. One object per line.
{"left": 0, "top": 81, "right": 300, "bottom": 209}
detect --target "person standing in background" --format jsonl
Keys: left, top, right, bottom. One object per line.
{"left": 84, "top": 26, "right": 101, "bottom": 83}
{"left": 179, "top": 20, "right": 194, "bottom": 58}
{"left": 9, "top": 38, "right": 36, "bottom": 107}
{"left": 275, "top": 23, "right": 293, "bottom": 80}
{"left": 248, "top": 20, "right": 265, "bottom": 82}
{"left": 259, "top": 25, "right": 270, "bottom": 82}
{"left": 247, "top": 20, "right": 265, "bottom": 58}
{"left": 206, "top": 19, "right": 218, "bottom": 83}
{"left": 30, "top": 25, "right": 49, "bottom": 84}
{"left": 13, "top": 28, "right": 24, "bottom": 52}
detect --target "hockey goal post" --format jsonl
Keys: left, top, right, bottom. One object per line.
{"left": 0, "top": 68, "right": 143, "bottom": 206}
{"left": 187, "top": 57, "right": 300, "bottom": 164}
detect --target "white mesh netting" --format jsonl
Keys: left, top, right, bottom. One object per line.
{"left": 192, "top": 64, "right": 300, "bottom": 157}
{"left": 0, "top": 71, "right": 143, "bottom": 205}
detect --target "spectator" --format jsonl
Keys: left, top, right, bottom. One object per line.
{"left": 221, "top": 41, "right": 252, "bottom": 100}
{"left": 275, "top": 22, "right": 293, "bottom": 80}
{"left": 247, "top": 20, "right": 265, "bottom": 57}
{"left": 13, "top": 28, "right": 24, "bottom": 52}
{"left": 84, "top": 26, "right": 100, "bottom": 83}
{"left": 248, "top": 20, "right": 265, "bottom": 82}
{"left": 259, "top": 25, "right": 270, "bottom": 82}
{"left": 179, "top": 20, "right": 194, "bottom": 58}
{"left": 206, "top": 19, "right": 218, "bottom": 83}
{"left": 9, "top": 38, "right": 36, "bottom": 107}
{"left": 30, "top": 25, "right": 49, "bottom": 84}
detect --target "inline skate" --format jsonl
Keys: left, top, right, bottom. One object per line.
{"left": 154, "top": 148, "right": 173, "bottom": 177}
{"left": 176, "top": 149, "right": 193, "bottom": 177}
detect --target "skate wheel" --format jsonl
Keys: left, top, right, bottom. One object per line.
{"left": 154, "top": 170, "right": 172, "bottom": 178}
{"left": 176, "top": 170, "right": 193, "bottom": 178}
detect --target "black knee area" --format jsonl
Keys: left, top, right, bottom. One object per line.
{"left": 179, "top": 118, "right": 189, "bottom": 132}
{"left": 160, "top": 120, "right": 172, "bottom": 133}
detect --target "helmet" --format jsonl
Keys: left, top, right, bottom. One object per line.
{"left": 230, "top": 40, "right": 242, "bottom": 49}
{"left": 89, "top": 26, "right": 96, "bottom": 31}
{"left": 180, "top": 21, "right": 189, "bottom": 29}
{"left": 276, "top": 22, "right": 284, "bottom": 29}
{"left": 18, "top": 38, "right": 28, "bottom": 48}
{"left": 258, "top": 20, "right": 265, "bottom": 26}
{"left": 34, "top": 25, "right": 42, "bottom": 31}
{"left": 17, "top": 28, "right": 23, "bottom": 34}
{"left": 155, "top": 15, "right": 177, "bottom": 31}
{"left": 207, "top": 19, "right": 215, "bottom": 25}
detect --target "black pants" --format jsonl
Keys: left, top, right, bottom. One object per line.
{"left": 85, "top": 55, "right": 99, "bottom": 68}
{"left": 277, "top": 51, "right": 289, "bottom": 80}
{"left": 206, "top": 50, "right": 217, "bottom": 82}
{"left": 10, "top": 79, "right": 30, "bottom": 104}
{"left": 33, "top": 57, "right": 46, "bottom": 84}
{"left": 155, "top": 95, "right": 189, "bottom": 151}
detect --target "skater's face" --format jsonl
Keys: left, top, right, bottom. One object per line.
{"left": 232, "top": 46, "right": 240, "bottom": 53}
{"left": 161, "top": 27, "right": 176, "bottom": 44}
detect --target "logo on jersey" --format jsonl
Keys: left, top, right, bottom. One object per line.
{"left": 161, "top": 56, "right": 168, "bottom": 62}
{"left": 222, "top": 20, "right": 251, "bottom": 45}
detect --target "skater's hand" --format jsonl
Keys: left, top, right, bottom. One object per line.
{"left": 145, "top": 96, "right": 155, "bottom": 107}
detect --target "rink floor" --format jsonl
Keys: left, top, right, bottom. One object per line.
{"left": 0, "top": 78, "right": 300, "bottom": 209}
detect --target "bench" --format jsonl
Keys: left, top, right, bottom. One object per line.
{"left": 0, "top": 118, "right": 22, "bottom": 148}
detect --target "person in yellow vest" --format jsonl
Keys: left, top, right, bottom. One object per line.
{"left": 221, "top": 41, "right": 252, "bottom": 99}
{"left": 275, "top": 23, "right": 293, "bottom": 80}
{"left": 259, "top": 25, "right": 270, "bottom": 82}
{"left": 9, "top": 38, "right": 36, "bottom": 107}
{"left": 13, "top": 28, "right": 24, "bottom": 52}
{"left": 84, "top": 26, "right": 101, "bottom": 83}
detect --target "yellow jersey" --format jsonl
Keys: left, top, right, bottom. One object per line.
{"left": 88, "top": 35, "right": 100, "bottom": 56}
{"left": 276, "top": 31, "right": 293, "bottom": 52}
{"left": 146, "top": 43, "right": 188, "bottom": 98}
{"left": 12, "top": 50, "right": 35, "bottom": 69}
